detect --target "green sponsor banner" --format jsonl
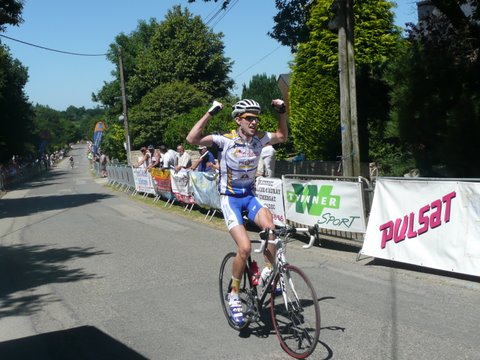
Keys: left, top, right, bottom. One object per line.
{"left": 283, "top": 178, "right": 366, "bottom": 232}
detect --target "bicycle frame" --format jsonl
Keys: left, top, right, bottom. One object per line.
{"left": 246, "top": 227, "right": 316, "bottom": 318}
{"left": 220, "top": 225, "right": 321, "bottom": 358}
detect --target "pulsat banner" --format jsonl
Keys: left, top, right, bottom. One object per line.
{"left": 282, "top": 177, "right": 366, "bottom": 232}
{"left": 361, "top": 178, "right": 480, "bottom": 277}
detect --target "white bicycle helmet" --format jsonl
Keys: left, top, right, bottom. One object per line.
{"left": 231, "top": 99, "right": 261, "bottom": 118}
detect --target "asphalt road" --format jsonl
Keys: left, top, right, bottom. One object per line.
{"left": 0, "top": 144, "right": 479, "bottom": 360}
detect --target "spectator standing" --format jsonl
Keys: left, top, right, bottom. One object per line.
{"left": 175, "top": 144, "right": 192, "bottom": 171}
{"left": 158, "top": 145, "right": 177, "bottom": 170}
{"left": 191, "top": 145, "right": 215, "bottom": 172}
{"left": 147, "top": 145, "right": 162, "bottom": 170}
{"left": 134, "top": 147, "right": 151, "bottom": 168}
{"left": 99, "top": 152, "right": 108, "bottom": 177}
{"left": 256, "top": 144, "right": 276, "bottom": 177}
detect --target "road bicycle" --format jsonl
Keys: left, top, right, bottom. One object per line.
{"left": 219, "top": 225, "right": 321, "bottom": 359}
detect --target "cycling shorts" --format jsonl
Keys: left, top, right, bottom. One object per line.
{"left": 220, "top": 194, "right": 265, "bottom": 230}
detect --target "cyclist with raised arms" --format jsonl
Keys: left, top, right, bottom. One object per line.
{"left": 187, "top": 98, "right": 287, "bottom": 326}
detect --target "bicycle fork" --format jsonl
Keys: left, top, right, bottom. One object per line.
{"left": 277, "top": 248, "right": 302, "bottom": 316}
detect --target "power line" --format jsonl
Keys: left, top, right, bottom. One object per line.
{"left": 204, "top": 1, "right": 227, "bottom": 26}
{"left": 1, "top": 25, "right": 287, "bottom": 90}
{"left": 203, "top": 1, "right": 222, "bottom": 24}
{"left": 0, "top": 34, "right": 107, "bottom": 56}
{"left": 234, "top": 44, "right": 284, "bottom": 79}
{"left": 210, "top": 0, "right": 240, "bottom": 28}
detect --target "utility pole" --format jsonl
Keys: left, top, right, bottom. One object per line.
{"left": 118, "top": 47, "right": 132, "bottom": 166}
{"left": 337, "top": 0, "right": 360, "bottom": 177}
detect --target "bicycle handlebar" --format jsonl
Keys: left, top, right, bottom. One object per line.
{"left": 254, "top": 225, "right": 318, "bottom": 253}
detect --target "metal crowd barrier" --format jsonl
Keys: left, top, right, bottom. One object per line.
{"left": 104, "top": 164, "right": 375, "bottom": 245}
{"left": 106, "top": 164, "right": 135, "bottom": 193}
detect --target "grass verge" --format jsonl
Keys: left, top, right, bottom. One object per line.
{"left": 104, "top": 183, "right": 228, "bottom": 232}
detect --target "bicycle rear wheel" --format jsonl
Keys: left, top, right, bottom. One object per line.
{"left": 218, "top": 252, "right": 252, "bottom": 331}
{"left": 270, "top": 264, "right": 320, "bottom": 359}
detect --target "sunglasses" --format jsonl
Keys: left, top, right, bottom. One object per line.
{"left": 239, "top": 115, "right": 260, "bottom": 123}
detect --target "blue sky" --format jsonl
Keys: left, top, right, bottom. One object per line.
{"left": 2, "top": 0, "right": 418, "bottom": 111}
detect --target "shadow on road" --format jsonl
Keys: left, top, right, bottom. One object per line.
{"left": 365, "top": 257, "right": 480, "bottom": 282}
{"left": 0, "top": 325, "right": 147, "bottom": 360}
{"left": 0, "top": 243, "right": 108, "bottom": 317}
{"left": 0, "top": 193, "right": 113, "bottom": 219}
{"left": 238, "top": 296, "right": 338, "bottom": 360}
{"left": 2, "top": 169, "right": 71, "bottom": 192}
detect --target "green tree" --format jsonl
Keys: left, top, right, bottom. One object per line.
{"left": 33, "top": 105, "right": 71, "bottom": 151}
{"left": 430, "top": 0, "right": 479, "bottom": 38}
{"left": 164, "top": 105, "right": 234, "bottom": 151}
{"left": 99, "top": 123, "right": 128, "bottom": 162}
{"left": 0, "top": 0, "right": 24, "bottom": 31}
{"left": 387, "top": 1, "right": 480, "bottom": 176}
{"left": 241, "top": 73, "right": 292, "bottom": 158}
{"left": 289, "top": 0, "right": 401, "bottom": 161}
{"left": 128, "top": 80, "right": 209, "bottom": 149}
{"left": 1, "top": 1, "right": 30, "bottom": 160}
{"left": 0, "top": 45, "right": 34, "bottom": 161}
{"left": 132, "top": 6, "right": 233, "bottom": 100}
{"left": 93, "top": 18, "right": 160, "bottom": 119}
{"left": 95, "top": 6, "right": 234, "bottom": 161}
{"left": 269, "top": 0, "right": 313, "bottom": 52}
{"left": 241, "top": 73, "right": 282, "bottom": 116}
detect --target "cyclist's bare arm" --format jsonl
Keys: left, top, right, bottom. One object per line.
{"left": 268, "top": 99, "right": 288, "bottom": 145}
{"left": 186, "top": 113, "right": 214, "bottom": 146}
{"left": 186, "top": 101, "right": 223, "bottom": 146}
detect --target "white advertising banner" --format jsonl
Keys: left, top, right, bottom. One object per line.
{"left": 132, "top": 167, "right": 156, "bottom": 195}
{"left": 189, "top": 171, "right": 221, "bottom": 210}
{"left": 255, "top": 177, "right": 286, "bottom": 226}
{"left": 282, "top": 177, "right": 366, "bottom": 232}
{"left": 171, "top": 169, "right": 195, "bottom": 204}
{"left": 361, "top": 178, "right": 480, "bottom": 277}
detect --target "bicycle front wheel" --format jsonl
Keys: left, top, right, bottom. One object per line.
{"left": 218, "top": 252, "right": 252, "bottom": 331}
{"left": 270, "top": 264, "right": 321, "bottom": 359}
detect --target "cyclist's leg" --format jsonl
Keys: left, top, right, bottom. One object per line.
{"left": 251, "top": 203, "right": 276, "bottom": 266}
{"left": 220, "top": 196, "right": 252, "bottom": 325}
{"left": 229, "top": 225, "right": 251, "bottom": 279}
{"left": 220, "top": 195, "right": 251, "bottom": 279}
{"left": 219, "top": 251, "right": 251, "bottom": 330}
{"left": 251, "top": 203, "right": 281, "bottom": 293}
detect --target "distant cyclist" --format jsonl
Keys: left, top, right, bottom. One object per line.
{"left": 187, "top": 98, "right": 287, "bottom": 326}
{"left": 69, "top": 155, "right": 74, "bottom": 168}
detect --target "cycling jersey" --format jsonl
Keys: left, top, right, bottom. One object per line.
{"left": 212, "top": 130, "right": 271, "bottom": 196}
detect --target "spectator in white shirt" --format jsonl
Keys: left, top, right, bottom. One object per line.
{"left": 159, "top": 145, "right": 177, "bottom": 170}
{"left": 256, "top": 144, "right": 276, "bottom": 177}
{"left": 175, "top": 144, "right": 192, "bottom": 171}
